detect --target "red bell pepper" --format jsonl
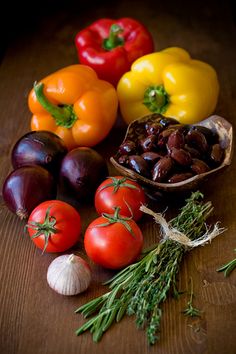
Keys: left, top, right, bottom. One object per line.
{"left": 75, "top": 18, "right": 154, "bottom": 86}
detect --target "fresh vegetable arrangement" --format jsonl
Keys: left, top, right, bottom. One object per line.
{"left": 76, "top": 192, "right": 224, "bottom": 344}
{"left": 28, "top": 65, "right": 118, "bottom": 149}
{"left": 117, "top": 47, "right": 219, "bottom": 124}
{"left": 75, "top": 18, "right": 154, "bottom": 86}
{"left": 2, "top": 133, "right": 108, "bottom": 218}
{"left": 1, "top": 15, "right": 234, "bottom": 348}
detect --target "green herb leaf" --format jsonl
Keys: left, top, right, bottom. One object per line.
{"left": 217, "top": 250, "right": 236, "bottom": 277}
{"left": 182, "top": 277, "right": 202, "bottom": 318}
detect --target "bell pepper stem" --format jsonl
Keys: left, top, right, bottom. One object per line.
{"left": 103, "top": 24, "right": 124, "bottom": 51}
{"left": 34, "top": 83, "right": 69, "bottom": 120}
{"left": 34, "top": 82, "right": 77, "bottom": 128}
{"left": 143, "top": 85, "right": 170, "bottom": 114}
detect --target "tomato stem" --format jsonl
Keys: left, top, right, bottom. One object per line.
{"left": 99, "top": 177, "right": 139, "bottom": 194}
{"left": 25, "top": 207, "right": 58, "bottom": 254}
{"left": 97, "top": 207, "right": 135, "bottom": 237}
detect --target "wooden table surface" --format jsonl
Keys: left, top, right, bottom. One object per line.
{"left": 1, "top": 1, "right": 236, "bottom": 353}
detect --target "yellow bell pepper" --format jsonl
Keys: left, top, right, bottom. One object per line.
{"left": 117, "top": 47, "right": 219, "bottom": 124}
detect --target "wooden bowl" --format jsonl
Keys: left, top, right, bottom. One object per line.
{"left": 110, "top": 114, "right": 233, "bottom": 193}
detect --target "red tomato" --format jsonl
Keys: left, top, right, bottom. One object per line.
{"left": 27, "top": 200, "right": 81, "bottom": 253}
{"left": 94, "top": 176, "right": 146, "bottom": 221}
{"left": 84, "top": 208, "right": 143, "bottom": 269}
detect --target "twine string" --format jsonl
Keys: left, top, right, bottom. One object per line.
{"left": 140, "top": 205, "right": 225, "bottom": 249}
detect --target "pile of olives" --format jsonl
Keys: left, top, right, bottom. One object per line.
{"left": 116, "top": 116, "right": 225, "bottom": 184}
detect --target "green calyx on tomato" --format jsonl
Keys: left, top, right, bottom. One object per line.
{"left": 99, "top": 177, "right": 139, "bottom": 194}
{"left": 96, "top": 206, "right": 135, "bottom": 237}
{"left": 25, "top": 207, "right": 58, "bottom": 253}
{"left": 27, "top": 200, "right": 81, "bottom": 253}
{"left": 95, "top": 176, "right": 146, "bottom": 222}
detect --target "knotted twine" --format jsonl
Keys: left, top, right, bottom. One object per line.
{"left": 140, "top": 205, "right": 225, "bottom": 249}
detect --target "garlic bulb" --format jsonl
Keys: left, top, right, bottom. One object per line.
{"left": 47, "top": 254, "right": 92, "bottom": 296}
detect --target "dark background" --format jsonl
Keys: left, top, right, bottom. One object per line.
{"left": 2, "top": 0, "right": 236, "bottom": 53}
{"left": 1, "top": 1, "right": 236, "bottom": 353}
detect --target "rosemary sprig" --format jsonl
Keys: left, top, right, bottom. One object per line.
{"left": 182, "top": 277, "right": 201, "bottom": 317}
{"left": 217, "top": 249, "right": 236, "bottom": 277}
{"left": 75, "top": 191, "right": 222, "bottom": 345}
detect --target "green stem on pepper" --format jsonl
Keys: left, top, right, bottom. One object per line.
{"left": 143, "top": 85, "right": 170, "bottom": 114}
{"left": 103, "top": 24, "right": 124, "bottom": 51}
{"left": 34, "top": 82, "right": 77, "bottom": 128}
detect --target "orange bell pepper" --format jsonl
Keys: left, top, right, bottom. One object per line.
{"left": 28, "top": 65, "right": 118, "bottom": 150}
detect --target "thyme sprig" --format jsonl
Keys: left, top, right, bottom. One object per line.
{"left": 182, "top": 277, "right": 202, "bottom": 317}
{"left": 75, "top": 191, "right": 223, "bottom": 345}
{"left": 217, "top": 249, "right": 236, "bottom": 277}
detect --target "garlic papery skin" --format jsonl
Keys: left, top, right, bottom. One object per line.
{"left": 47, "top": 254, "right": 92, "bottom": 296}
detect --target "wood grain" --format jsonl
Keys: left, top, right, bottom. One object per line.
{"left": 0, "top": 1, "right": 236, "bottom": 353}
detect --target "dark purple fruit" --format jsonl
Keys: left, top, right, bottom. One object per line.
{"left": 186, "top": 130, "right": 208, "bottom": 153}
{"left": 118, "top": 155, "right": 129, "bottom": 166}
{"left": 184, "top": 144, "right": 201, "bottom": 158}
{"left": 141, "top": 152, "right": 163, "bottom": 165}
{"left": 118, "top": 140, "right": 136, "bottom": 155}
{"left": 128, "top": 155, "right": 150, "bottom": 178}
{"left": 191, "top": 159, "right": 210, "bottom": 174}
{"left": 145, "top": 122, "right": 163, "bottom": 136}
{"left": 168, "top": 172, "right": 193, "bottom": 183}
{"left": 191, "top": 125, "right": 218, "bottom": 144}
{"left": 139, "top": 135, "right": 157, "bottom": 152}
{"left": 157, "top": 128, "right": 178, "bottom": 149}
{"left": 167, "top": 130, "right": 185, "bottom": 150}
{"left": 170, "top": 148, "right": 192, "bottom": 166}
{"left": 152, "top": 156, "right": 173, "bottom": 182}
{"left": 209, "top": 144, "right": 224, "bottom": 165}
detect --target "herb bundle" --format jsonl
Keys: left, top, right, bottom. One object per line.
{"left": 75, "top": 192, "right": 224, "bottom": 345}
